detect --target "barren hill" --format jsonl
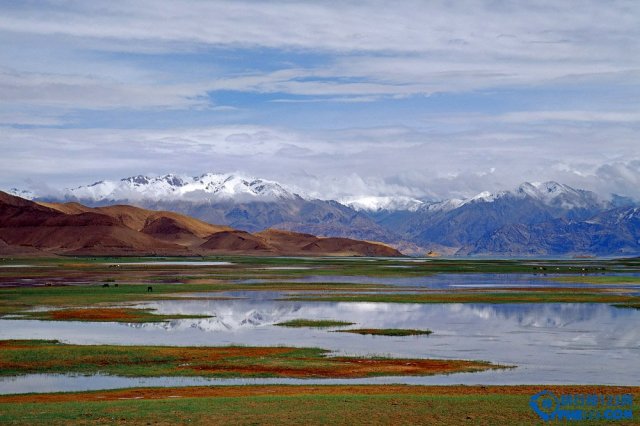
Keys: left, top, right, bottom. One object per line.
{"left": 1, "top": 192, "right": 402, "bottom": 257}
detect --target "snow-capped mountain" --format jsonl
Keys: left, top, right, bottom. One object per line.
{"left": 420, "top": 181, "right": 604, "bottom": 212}
{"left": 514, "top": 181, "right": 604, "bottom": 210}
{"left": 339, "top": 195, "right": 424, "bottom": 212}
{"left": 341, "top": 181, "right": 606, "bottom": 214}
{"left": 65, "top": 173, "right": 299, "bottom": 202}
{"left": 7, "top": 174, "right": 640, "bottom": 256}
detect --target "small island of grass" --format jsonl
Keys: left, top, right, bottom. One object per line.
{"left": 335, "top": 328, "right": 432, "bottom": 336}
{"left": 274, "top": 319, "right": 355, "bottom": 328}
{"left": 0, "top": 340, "right": 501, "bottom": 379}
{"left": 16, "top": 308, "right": 212, "bottom": 323}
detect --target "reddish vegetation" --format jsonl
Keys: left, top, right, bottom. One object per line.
{"left": 46, "top": 308, "right": 145, "bottom": 321}
{"left": 0, "top": 341, "right": 494, "bottom": 378}
{"left": 1, "top": 384, "right": 638, "bottom": 404}
{"left": 0, "top": 191, "right": 402, "bottom": 257}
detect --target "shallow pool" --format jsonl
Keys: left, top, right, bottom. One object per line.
{"left": 1, "top": 301, "right": 638, "bottom": 392}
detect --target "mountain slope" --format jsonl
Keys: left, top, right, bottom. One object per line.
{"left": 0, "top": 193, "right": 188, "bottom": 256}
{"left": 30, "top": 173, "right": 403, "bottom": 248}
{"left": 0, "top": 192, "right": 401, "bottom": 257}
{"left": 10, "top": 176, "right": 640, "bottom": 256}
{"left": 39, "top": 201, "right": 232, "bottom": 245}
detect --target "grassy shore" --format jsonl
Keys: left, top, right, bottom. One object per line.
{"left": 288, "top": 290, "right": 639, "bottom": 306}
{"left": 274, "top": 319, "right": 355, "bottom": 328}
{"left": 1, "top": 258, "right": 638, "bottom": 324}
{"left": 0, "top": 340, "right": 502, "bottom": 378}
{"left": 550, "top": 275, "right": 640, "bottom": 285}
{"left": 14, "top": 307, "right": 211, "bottom": 323}
{"left": 0, "top": 385, "right": 637, "bottom": 425}
{"left": 0, "top": 282, "right": 389, "bottom": 320}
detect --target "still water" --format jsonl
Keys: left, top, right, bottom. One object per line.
{"left": 1, "top": 299, "right": 638, "bottom": 393}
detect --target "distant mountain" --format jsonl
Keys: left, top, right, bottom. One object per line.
{"left": 8, "top": 175, "right": 640, "bottom": 256}
{"left": 340, "top": 195, "right": 424, "bottom": 212}
{"left": 377, "top": 181, "right": 612, "bottom": 254}
{"left": 62, "top": 173, "right": 297, "bottom": 203}
{"left": 0, "top": 191, "right": 401, "bottom": 257}
{"left": 462, "top": 207, "right": 640, "bottom": 256}
{"left": 18, "top": 173, "right": 407, "bottom": 249}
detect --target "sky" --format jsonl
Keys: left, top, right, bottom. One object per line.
{"left": 0, "top": 0, "right": 639, "bottom": 201}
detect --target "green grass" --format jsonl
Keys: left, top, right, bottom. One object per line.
{"left": 274, "top": 319, "right": 355, "bottom": 328}
{"left": 0, "top": 282, "right": 389, "bottom": 318}
{"left": 1, "top": 385, "right": 638, "bottom": 425}
{"left": 287, "top": 291, "right": 639, "bottom": 305}
{"left": 1, "top": 257, "right": 639, "bottom": 321}
{"left": 0, "top": 394, "right": 537, "bottom": 425}
{"left": 551, "top": 275, "right": 640, "bottom": 284}
{"left": 334, "top": 328, "right": 432, "bottom": 336}
{"left": 613, "top": 303, "right": 640, "bottom": 310}
{"left": 0, "top": 340, "right": 499, "bottom": 378}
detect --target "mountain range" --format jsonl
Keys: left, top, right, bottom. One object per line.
{"left": 8, "top": 174, "right": 640, "bottom": 256}
{"left": 0, "top": 191, "right": 401, "bottom": 257}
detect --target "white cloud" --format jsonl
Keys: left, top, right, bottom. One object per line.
{"left": 0, "top": 1, "right": 638, "bottom": 110}
{"left": 499, "top": 110, "right": 640, "bottom": 123}
{"left": 0, "top": 1, "right": 637, "bottom": 201}
{"left": 0, "top": 69, "right": 208, "bottom": 110}
{"left": 2, "top": 122, "right": 639, "bottom": 201}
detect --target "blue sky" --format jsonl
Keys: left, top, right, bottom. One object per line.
{"left": 0, "top": 0, "right": 639, "bottom": 200}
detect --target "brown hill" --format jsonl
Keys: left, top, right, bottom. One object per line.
{"left": 253, "top": 228, "right": 401, "bottom": 256}
{"left": 255, "top": 229, "right": 318, "bottom": 251}
{"left": 2, "top": 193, "right": 187, "bottom": 255}
{"left": 200, "top": 230, "right": 272, "bottom": 252}
{"left": 40, "top": 202, "right": 231, "bottom": 236}
{"left": 1, "top": 192, "right": 402, "bottom": 257}
{"left": 300, "top": 237, "right": 400, "bottom": 256}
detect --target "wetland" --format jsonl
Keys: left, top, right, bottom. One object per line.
{"left": 0, "top": 256, "right": 638, "bottom": 423}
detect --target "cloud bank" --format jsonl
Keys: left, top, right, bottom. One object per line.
{"left": 0, "top": 1, "right": 638, "bottom": 200}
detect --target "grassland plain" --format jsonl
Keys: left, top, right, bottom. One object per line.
{"left": 2, "top": 256, "right": 640, "bottom": 321}
{"left": 551, "top": 275, "right": 640, "bottom": 285}
{"left": 0, "top": 340, "right": 503, "bottom": 378}
{"left": 286, "top": 290, "right": 640, "bottom": 306}
{"left": 0, "top": 385, "right": 638, "bottom": 425}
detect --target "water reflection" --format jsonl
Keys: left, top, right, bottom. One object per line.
{"left": 1, "top": 301, "right": 638, "bottom": 389}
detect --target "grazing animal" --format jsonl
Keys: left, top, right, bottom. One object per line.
{"left": 147, "top": 286, "right": 153, "bottom": 292}
{"left": 102, "top": 283, "right": 110, "bottom": 288}
{"left": 114, "top": 283, "right": 118, "bottom": 288}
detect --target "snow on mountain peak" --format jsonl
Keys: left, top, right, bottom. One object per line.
{"left": 517, "top": 181, "right": 570, "bottom": 198}
{"left": 65, "top": 173, "right": 298, "bottom": 202}
{"left": 340, "top": 195, "right": 424, "bottom": 212}
{"left": 515, "top": 181, "right": 602, "bottom": 209}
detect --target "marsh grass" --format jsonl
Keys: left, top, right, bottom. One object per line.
{"left": 0, "top": 340, "right": 499, "bottom": 379}
{"left": 274, "top": 319, "right": 355, "bottom": 328}
{"left": 17, "top": 307, "right": 211, "bottom": 323}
